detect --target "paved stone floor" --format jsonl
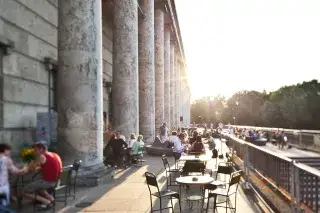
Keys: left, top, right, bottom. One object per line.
{"left": 13, "top": 141, "right": 263, "bottom": 213}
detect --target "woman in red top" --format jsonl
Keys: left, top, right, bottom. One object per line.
{"left": 22, "top": 142, "right": 62, "bottom": 208}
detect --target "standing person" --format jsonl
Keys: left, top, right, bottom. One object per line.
{"left": 160, "top": 123, "right": 168, "bottom": 143}
{"left": 22, "top": 142, "right": 62, "bottom": 208}
{"left": 206, "top": 133, "right": 216, "bottom": 150}
{"left": 116, "top": 131, "right": 126, "bottom": 142}
{"left": 169, "top": 132, "right": 183, "bottom": 160}
{"left": 0, "top": 144, "right": 26, "bottom": 208}
{"left": 106, "top": 133, "right": 128, "bottom": 169}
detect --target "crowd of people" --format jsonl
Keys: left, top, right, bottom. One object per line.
{"left": 165, "top": 127, "right": 223, "bottom": 162}
{"left": 103, "top": 130, "right": 145, "bottom": 169}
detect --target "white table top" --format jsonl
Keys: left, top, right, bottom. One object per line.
{"left": 176, "top": 175, "right": 214, "bottom": 185}
{"left": 179, "top": 154, "right": 211, "bottom": 162}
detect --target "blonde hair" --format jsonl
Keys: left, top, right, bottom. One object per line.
{"left": 130, "top": 133, "right": 136, "bottom": 140}
{"left": 137, "top": 135, "right": 143, "bottom": 141}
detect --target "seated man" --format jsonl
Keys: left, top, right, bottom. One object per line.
{"left": 22, "top": 142, "right": 62, "bottom": 208}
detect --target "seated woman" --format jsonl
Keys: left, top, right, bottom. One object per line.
{"left": 131, "top": 135, "right": 145, "bottom": 157}
{"left": 191, "top": 135, "right": 205, "bottom": 154}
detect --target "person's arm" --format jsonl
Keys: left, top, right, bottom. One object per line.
{"left": 7, "top": 158, "right": 21, "bottom": 175}
{"left": 122, "top": 139, "right": 128, "bottom": 147}
{"left": 28, "top": 154, "right": 46, "bottom": 172}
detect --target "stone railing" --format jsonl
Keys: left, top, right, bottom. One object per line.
{"left": 229, "top": 125, "right": 320, "bottom": 152}
{"left": 225, "top": 134, "right": 320, "bottom": 213}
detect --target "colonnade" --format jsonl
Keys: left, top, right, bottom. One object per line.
{"left": 57, "top": 0, "right": 190, "bottom": 169}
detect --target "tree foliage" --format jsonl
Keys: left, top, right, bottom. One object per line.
{"left": 190, "top": 80, "right": 320, "bottom": 129}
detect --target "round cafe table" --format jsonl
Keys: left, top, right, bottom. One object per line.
{"left": 176, "top": 176, "right": 214, "bottom": 212}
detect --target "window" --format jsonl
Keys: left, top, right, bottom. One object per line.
{"left": 49, "top": 68, "right": 57, "bottom": 111}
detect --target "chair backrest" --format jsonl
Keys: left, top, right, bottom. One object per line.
{"left": 161, "top": 155, "right": 170, "bottom": 170}
{"left": 216, "top": 163, "right": 233, "bottom": 178}
{"left": 72, "top": 160, "right": 82, "bottom": 172}
{"left": 227, "top": 170, "right": 242, "bottom": 195}
{"left": 229, "top": 170, "right": 242, "bottom": 186}
{"left": 145, "top": 172, "right": 160, "bottom": 193}
{"left": 59, "top": 165, "right": 73, "bottom": 186}
{"left": 182, "top": 161, "right": 205, "bottom": 175}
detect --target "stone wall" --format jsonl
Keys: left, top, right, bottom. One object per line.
{"left": 0, "top": 0, "right": 113, "bottom": 155}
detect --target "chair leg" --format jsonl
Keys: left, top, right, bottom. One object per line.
{"left": 53, "top": 190, "right": 57, "bottom": 210}
{"left": 213, "top": 195, "right": 217, "bottom": 213}
{"left": 178, "top": 197, "right": 182, "bottom": 213}
{"left": 159, "top": 197, "right": 162, "bottom": 213}
{"left": 149, "top": 195, "right": 153, "bottom": 212}
{"left": 206, "top": 196, "right": 210, "bottom": 213}
{"left": 64, "top": 187, "right": 68, "bottom": 206}
{"left": 226, "top": 196, "right": 228, "bottom": 213}
{"left": 166, "top": 172, "right": 169, "bottom": 189}
{"left": 170, "top": 197, "right": 174, "bottom": 213}
{"left": 234, "top": 193, "right": 237, "bottom": 213}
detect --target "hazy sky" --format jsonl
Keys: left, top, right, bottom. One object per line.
{"left": 175, "top": 0, "right": 320, "bottom": 99}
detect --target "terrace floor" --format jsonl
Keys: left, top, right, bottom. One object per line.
{"left": 13, "top": 142, "right": 266, "bottom": 213}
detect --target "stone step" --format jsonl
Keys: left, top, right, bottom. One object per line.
{"left": 76, "top": 166, "right": 114, "bottom": 187}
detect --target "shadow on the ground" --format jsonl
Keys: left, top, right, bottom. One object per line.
{"left": 11, "top": 156, "right": 162, "bottom": 213}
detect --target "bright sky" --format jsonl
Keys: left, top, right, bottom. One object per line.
{"left": 175, "top": 0, "right": 320, "bottom": 99}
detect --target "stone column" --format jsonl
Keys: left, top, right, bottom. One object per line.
{"left": 113, "top": 0, "right": 139, "bottom": 138}
{"left": 175, "top": 55, "right": 181, "bottom": 128}
{"left": 154, "top": 8, "right": 165, "bottom": 132}
{"left": 139, "top": 0, "right": 155, "bottom": 144}
{"left": 164, "top": 26, "right": 171, "bottom": 128}
{"left": 170, "top": 43, "right": 175, "bottom": 129}
{"left": 181, "top": 80, "right": 185, "bottom": 127}
{"left": 57, "top": 0, "right": 103, "bottom": 167}
{"left": 180, "top": 65, "right": 184, "bottom": 127}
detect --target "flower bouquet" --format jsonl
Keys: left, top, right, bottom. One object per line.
{"left": 20, "top": 147, "right": 35, "bottom": 163}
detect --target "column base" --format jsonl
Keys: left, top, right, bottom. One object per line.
{"left": 75, "top": 163, "right": 114, "bottom": 186}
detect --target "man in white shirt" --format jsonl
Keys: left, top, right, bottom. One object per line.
{"left": 160, "top": 123, "right": 168, "bottom": 142}
{"left": 169, "top": 132, "right": 183, "bottom": 160}
{"left": 206, "top": 133, "right": 216, "bottom": 150}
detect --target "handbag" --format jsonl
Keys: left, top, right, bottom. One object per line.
{"left": 212, "top": 149, "right": 218, "bottom": 158}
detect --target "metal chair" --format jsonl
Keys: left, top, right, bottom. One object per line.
{"left": 33, "top": 165, "right": 73, "bottom": 212}
{"left": 206, "top": 170, "right": 242, "bottom": 213}
{"left": 181, "top": 161, "right": 206, "bottom": 176}
{"left": 203, "top": 162, "right": 233, "bottom": 204}
{"left": 161, "top": 155, "right": 181, "bottom": 188}
{"left": 69, "top": 160, "right": 82, "bottom": 199}
{"left": 131, "top": 146, "right": 145, "bottom": 167}
{"left": 145, "top": 172, "right": 181, "bottom": 213}
{"left": 52, "top": 165, "right": 74, "bottom": 207}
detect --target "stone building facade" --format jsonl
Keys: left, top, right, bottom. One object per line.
{"left": 0, "top": 0, "right": 191, "bottom": 169}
